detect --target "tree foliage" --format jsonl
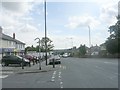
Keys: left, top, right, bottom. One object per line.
{"left": 25, "top": 37, "right": 54, "bottom": 53}
{"left": 37, "top": 37, "right": 54, "bottom": 52}
{"left": 25, "top": 45, "right": 36, "bottom": 54}
{"left": 105, "top": 15, "right": 120, "bottom": 54}
{"left": 79, "top": 44, "right": 86, "bottom": 56}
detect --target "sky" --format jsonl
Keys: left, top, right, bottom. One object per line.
{"left": 0, "top": 0, "right": 119, "bottom": 49}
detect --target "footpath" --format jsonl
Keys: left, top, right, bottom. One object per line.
{"left": 1, "top": 60, "right": 60, "bottom": 74}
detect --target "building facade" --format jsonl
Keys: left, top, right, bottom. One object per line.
{"left": 0, "top": 27, "right": 25, "bottom": 58}
{"left": 0, "top": 27, "right": 2, "bottom": 60}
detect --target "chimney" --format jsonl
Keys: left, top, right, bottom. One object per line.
{"left": 13, "top": 33, "right": 15, "bottom": 39}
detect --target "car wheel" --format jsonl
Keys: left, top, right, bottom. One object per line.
{"left": 6, "top": 63, "right": 9, "bottom": 66}
{"left": 2, "top": 62, "right": 5, "bottom": 67}
{"left": 59, "top": 61, "right": 61, "bottom": 64}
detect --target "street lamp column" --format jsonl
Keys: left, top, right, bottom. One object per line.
{"left": 70, "top": 37, "right": 73, "bottom": 48}
{"left": 44, "top": 0, "right": 47, "bottom": 65}
{"left": 35, "top": 38, "right": 41, "bottom": 70}
{"left": 88, "top": 25, "right": 91, "bottom": 56}
{"left": 70, "top": 37, "right": 73, "bottom": 56}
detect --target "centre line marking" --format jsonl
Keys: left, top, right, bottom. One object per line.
{"left": 60, "top": 82, "right": 63, "bottom": 84}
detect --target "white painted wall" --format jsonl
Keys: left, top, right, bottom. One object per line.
{"left": 16, "top": 44, "right": 25, "bottom": 51}
{"left": 2, "top": 40, "right": 16, "bottom": 49}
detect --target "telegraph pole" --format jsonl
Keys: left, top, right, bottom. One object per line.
{"left": 44, "top": 0, "right": 47, "bottom": 65}
{"left": 35, "top": 38, "right": 41, "bottom": 70}
{"left": 88, "top": 25, "right": 91, "bottom": 56}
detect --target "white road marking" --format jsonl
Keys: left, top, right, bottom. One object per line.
{"left": 58, "top": 71, "right": 63, "bottom": 88}
{"left": 104, "top": 62, "right": 117, "bottom": 64}
{"left": 60, "top": 82, "right": 63, "bottom": 84}
{"left": 60, "top": 86, "right": 63, "bottom": 88}
{"left": 51, "top": 71, "right": 57, "bottom": 82}
{"left": 53, "top": 71, "right": 56, "bottom": 74}
{"left": 59, "top": 72, "right": 61, "bottom": 75}
{"left": 0, "top": 75, "right": 8, "bottom": 79}
{"left": 60, "top": 65, "right": 61, "bottom": 68}
{"left": 52, "top": 76, "right": 55, "bottom": 79}
{"left": 59, "top": 75, "right": 61, "bottom": 78}
{"left": 51, "top": 79, "right": 55, "bottom": 82}
{"left": 62, "top": 66, "right": 66, "bottom": 70}
{"left": 60, "top": 85, "right": 63, "bottom": 88}
{"left": 0, "top": 71, "right": 13, "bottom": 74}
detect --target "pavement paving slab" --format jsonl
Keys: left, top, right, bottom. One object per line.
{"left": 1, "top": 60, "right": 60, "bottom": 74}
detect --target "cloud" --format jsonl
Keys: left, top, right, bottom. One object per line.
{"left": 1, "top": 2, "right": 35, "bottom": 28}
{"left": 65, "top": 1, "right": 118, "bottom": 30}
{"left": 19, "top": 23, "right": 38, "bottom": 33}
{"left": 1, "top": 1, "right": 43, "bottom": 47}
{"left": 99, "top": 3, "right": 118, "bottom": 26}
{"left": 2, "top": 23, "right": 44, "bottom": 47}
{"left": 2, "top": 2, "right": 34, "bottom": 16}
{"left": 1, "top": 13, "right": 21, "bottom": 27}
{"left": 49, "top": 34, "right": 107, "bottom": 49}
{"left": 65, "top": 15, "right": 100, "bottom": 29}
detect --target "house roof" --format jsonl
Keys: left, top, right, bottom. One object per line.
{"left": 2, "top": 33, "right": 25, "bottom": 45}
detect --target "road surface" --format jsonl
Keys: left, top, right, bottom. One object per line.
{"left": 1, "top": 57, "right": 118, "bottom": 88}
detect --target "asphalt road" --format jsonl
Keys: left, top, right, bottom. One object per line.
{"left": 1, "top": 57, "right": 118, "bottom": 88}
{"left": 61, "top": 57, "right": 118, "bottom": 88}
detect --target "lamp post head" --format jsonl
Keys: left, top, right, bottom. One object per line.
{"left": 34, "top": 38, "right": 40, "bottom": 41}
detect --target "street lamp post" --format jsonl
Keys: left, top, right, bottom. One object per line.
{"left": 35, "top": 38, "right": 41, "bottom": 70}
{"left": 70, "top": 37, "right": 73, "bottom": 56}
{"left": 88, "top": 25, "right": 91, "bottom": 56}
{"left": 70, "top": 37, "right": 73, "bottom": 48}
{"left": 44, "top": 0, "right": 47, "bottom": 65}
{"left": 66, "top": 37, "right": 73, "bottom": 48}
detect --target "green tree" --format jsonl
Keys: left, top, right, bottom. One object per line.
{"left": 25, "top": 45, "right": 36, "bottom": 54}
{"left": 36, "top": 37, "right": 54, "bottom": 52}
{"left": 105, "top": 15, "right": 120, "bottom": 54}
{"left": 79, "top": 44, "right": 86, "bottom": 57}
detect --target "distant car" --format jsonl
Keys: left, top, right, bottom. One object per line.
{"left": 62, "top": 54, "right": 68, "bottom": 58}
{"left": 49, "top": 55, "right": 61, "bottom": 65}
{"left": 1, "top": 55, "right": 30, "bottom": 66}
{"left": 54, "top": 55, "right": 61, "bottom": 60}
{"left": 24, "top": 55, "right": 34, "bottom": 62}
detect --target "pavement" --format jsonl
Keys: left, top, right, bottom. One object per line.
{"left": 1, "top": 60, "right": 59, "bottom": 74}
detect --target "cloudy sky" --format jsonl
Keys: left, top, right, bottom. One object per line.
{"left": 0, "top": 0, "right": 119, "bottom": 49}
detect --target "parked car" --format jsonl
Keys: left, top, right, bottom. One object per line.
{"left": 1, "top": 55, "right": 30, "bottom": 66}
{"left": 62, "top": 53, "right": 68, "bottom": 58}
{"left": 17, "top": 55, "right": 30, "bottom": 66}
{"left": 23, "top": 55, "right": 34, "bottom": 62}
{"left": 49, "top": 55, "right": 61, "bottom": 65}
{"left": 21, "top": 55, "right": 39, "bottom": 65}
{"left": 54, "top": 55, "right": 61, "bottom": 60}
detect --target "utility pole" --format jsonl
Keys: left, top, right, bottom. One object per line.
{"left": 70, "top": 37, "right": 73, "bottom": 48}
{"left": 70, "top": 37, "right": 73, "bottom": 56}
{"left": 88, "top": 25, "right": 91, "bottom": 56}
{"left": 44, "top": 0, "right": 47, "bottom": 65}
{"left": 35, "top": 38, "right": 41, "bottom": 70}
